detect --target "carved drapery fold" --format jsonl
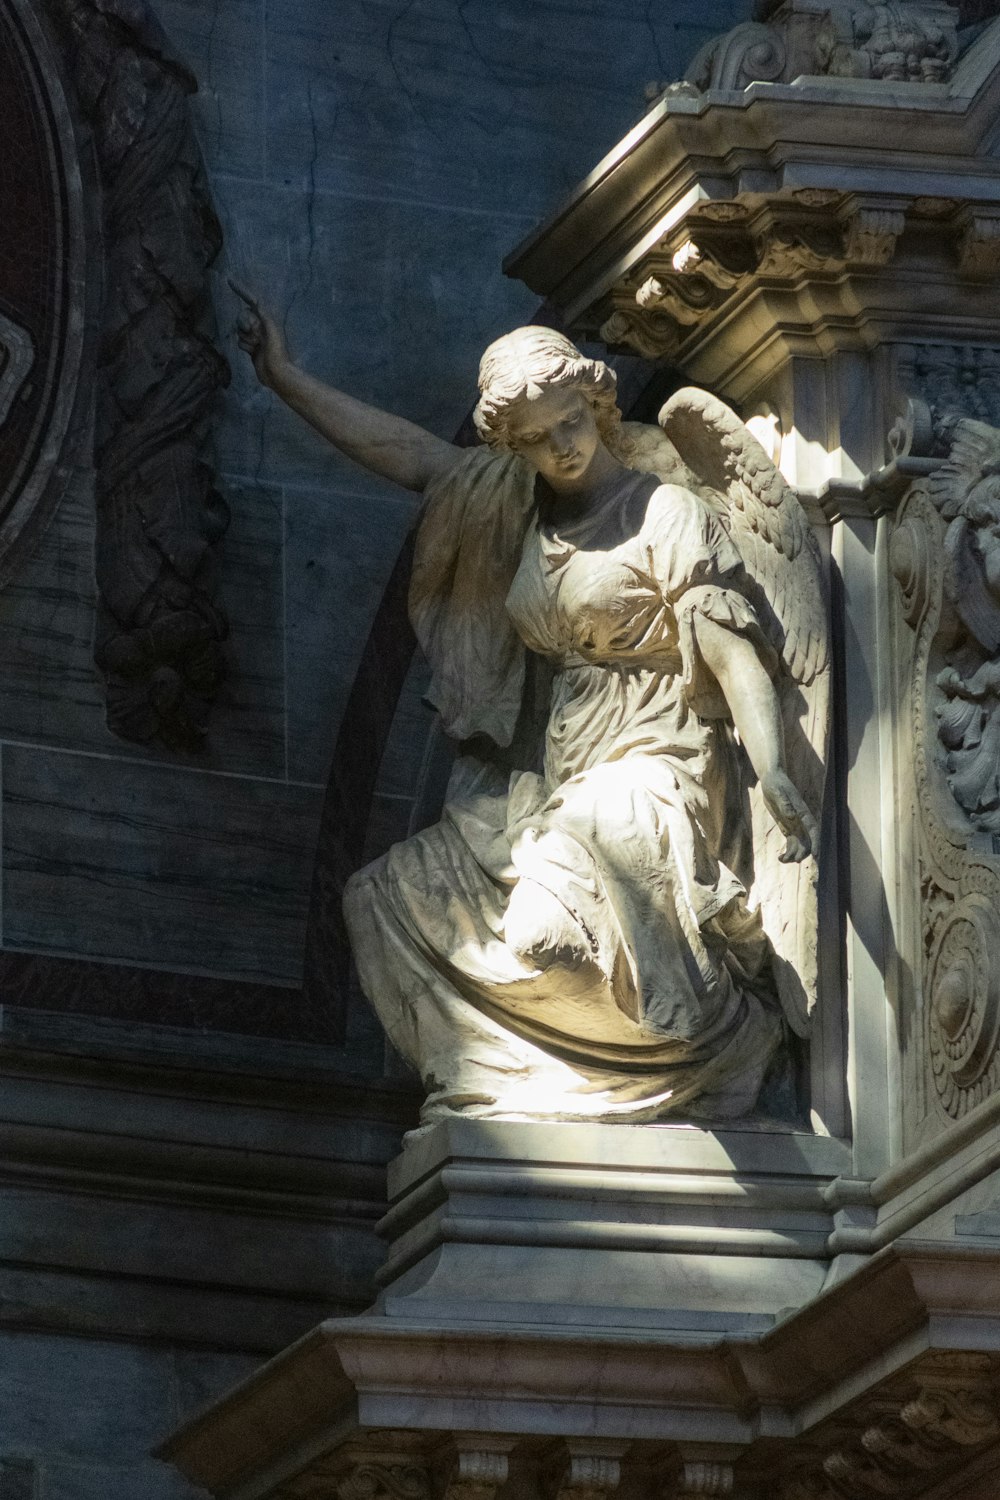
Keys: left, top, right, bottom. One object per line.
{"left": 58, "top": 0, "right": 231, "bottom": 749}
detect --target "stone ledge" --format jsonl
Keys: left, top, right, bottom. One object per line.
{"left": 159, "top": 1243, "right": 1000, "bottom": 1500}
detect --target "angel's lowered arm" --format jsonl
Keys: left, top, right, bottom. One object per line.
{"left": 693, "top": 614, "right": 816, "bottom": 863}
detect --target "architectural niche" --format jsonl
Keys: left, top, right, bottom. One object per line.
{"left": 57, "top": 0, "right": 231, "bottom": 749}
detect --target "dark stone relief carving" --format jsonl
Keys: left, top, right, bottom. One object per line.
{"left": 0, "top": 0, "right": 84, "bottom": 577}
{"left": 56, "top": 0, "right": 231, "bottom": 750}
{"left": 893, "top": 350, "right": 1000, "bottom": 836}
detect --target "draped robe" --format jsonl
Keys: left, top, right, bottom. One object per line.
{"left": 344, "top": 446, "right": 785, "bottom": 1123}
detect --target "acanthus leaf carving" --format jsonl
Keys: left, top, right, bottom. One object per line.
{"left": 959, "top": 212, "right": 1000, "bottom": 277}
{"left": 598, "top": 197, "right": 913, "bottom": 360}
{"left": 786, "top": 1370, "right": 1000, "bottom": 1500}
{"left": 845, "top": 208, "right": 906, "bottom": 267}
{"left": 901, "top": 1382, "right": 1000, "bottom": 1448}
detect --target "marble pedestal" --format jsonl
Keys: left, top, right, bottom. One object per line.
{"left": 374, "top": 1119, "right": 849, "bottom": 1337}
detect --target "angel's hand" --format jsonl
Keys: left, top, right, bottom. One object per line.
{"left": 760, "top": 769, "right": 816, "bottom": 863}
{"left": 230, "top": 279, "right": 291, "bottom": 392}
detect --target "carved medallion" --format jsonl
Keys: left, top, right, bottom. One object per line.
{"left": 0, "top": 0, "right": 84, "bottom": 578}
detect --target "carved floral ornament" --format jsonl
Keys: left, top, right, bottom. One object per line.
{"left": 889, "top": 360, "right": 1000, "bottom": 1121}
{"left": 599, "top": 195, "right": 1000, "bottom": 362}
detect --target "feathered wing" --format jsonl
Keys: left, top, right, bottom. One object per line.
{"left": 659, "top": 388, "right": 831, "bottom": 1036}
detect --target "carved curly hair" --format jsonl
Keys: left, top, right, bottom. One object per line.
{"left": 473, "top": 326, "right": 633, "bottom": 462}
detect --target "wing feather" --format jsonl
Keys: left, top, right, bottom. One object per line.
{"left": 659, "top": 387, "right": 831, "bottom": 1037}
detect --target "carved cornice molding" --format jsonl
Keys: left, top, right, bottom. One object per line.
{"left": 171, "top": 1352, "right": 1000, "bottom": 1500}
{"left": 507, "top": 18, "right": 1000, "bottom": 398}
{"left": 598, "top": 192, "right": 987, "bottom": 364}
{"left": 162, "top": 1268, "right": 1000, "bottom": 1499}
{"left": 57, "top": 0, "right": 231, "bottom": 750}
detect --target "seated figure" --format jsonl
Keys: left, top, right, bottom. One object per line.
{"left": 236, "top": 300, "right": 829, "bottom": 1125}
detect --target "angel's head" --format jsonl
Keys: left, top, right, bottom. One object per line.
{"left": 473, "top": 327, "right": 633, "bottom": 488}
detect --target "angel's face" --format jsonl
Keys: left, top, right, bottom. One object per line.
{"left": 505, "top": 387, "right": 604, "bottom": 494}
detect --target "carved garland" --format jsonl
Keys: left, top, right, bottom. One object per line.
{"left": 57, "top": 0, "right": 231, "bottom": 749}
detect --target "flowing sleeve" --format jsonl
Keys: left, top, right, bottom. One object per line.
{"left": 409, "top": 445, "right": 536, "bottom": 746}
{"left": 648, "top": 484, "right": 778, "bottom": 720}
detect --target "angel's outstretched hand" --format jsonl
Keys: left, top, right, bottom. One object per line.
{"left": 231, "top": 280, "right": 290, "bottom": 392}
{"left": 759, "top": 769, "right": 817, "bottom": 863}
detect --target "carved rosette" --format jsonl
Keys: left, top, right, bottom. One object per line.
{"left": 926, "top": 896, "right": 1000, "bottom": 1116}
{"left": 890, "top": 386, "right": 1000, "bottom": 1123}
{"left": 57, "top": 0, "right": 231, "bottom": 750}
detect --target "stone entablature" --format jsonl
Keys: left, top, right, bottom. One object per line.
{"left": 507, "top": 17, "right": 1000, "bottom": 411}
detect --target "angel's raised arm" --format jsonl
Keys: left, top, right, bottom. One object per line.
{"left": 232, "top": 283, "right": 458, "bottom": 494}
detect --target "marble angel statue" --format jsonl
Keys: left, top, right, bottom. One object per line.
{"left": 235, "top": 291, "right": 829, "bottom": 1125}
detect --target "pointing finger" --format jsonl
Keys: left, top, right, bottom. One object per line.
{"left": 228, "top": 277, "right": 261, "bottom": 313}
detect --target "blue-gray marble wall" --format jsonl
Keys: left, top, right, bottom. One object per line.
{"left": 0, "top": 8, "right": 757, "bottom": 1498}
{"left": 0, "top": 0, "right": 751, "bottom": 1061}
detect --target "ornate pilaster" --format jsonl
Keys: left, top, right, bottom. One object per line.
{"left": 888, "top": 393, "right": 1000, "bottom": 1131}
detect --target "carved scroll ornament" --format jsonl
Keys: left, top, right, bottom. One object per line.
{"left": 599, "top": 194, "right": 916, "bottom": 362}
{"left": 682, "top": 1, "right": 960, "bottom": 94}
{"left": 780, "top": 1356, "right": 1000, "bottom": 1499}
